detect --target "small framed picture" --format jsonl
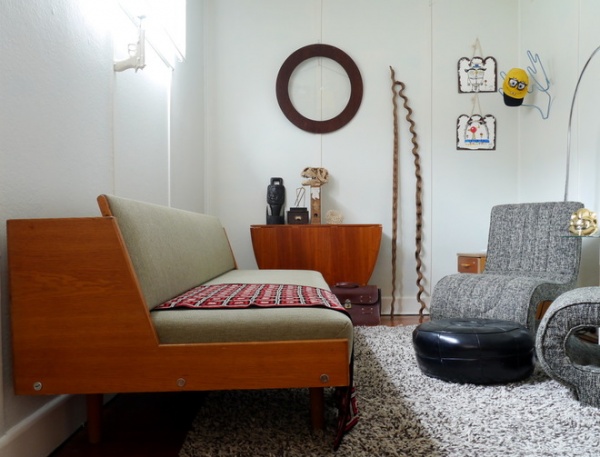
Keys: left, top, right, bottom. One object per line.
{"left": 458, "top": 56, "right": 497, "bottom": 93}
{"left": 457, "top": 114, "right": 496, "bottom": 150}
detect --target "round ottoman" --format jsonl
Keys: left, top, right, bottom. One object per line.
{"left": 412, "top": 318, "right": 534, "bottom": 384}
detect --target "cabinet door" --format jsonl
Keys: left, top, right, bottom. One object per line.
{"left": 250, "top": 225, "right": 382, "bottom": 286}
{"left": 329, "top": 226, "right": 382, "bottom": 285}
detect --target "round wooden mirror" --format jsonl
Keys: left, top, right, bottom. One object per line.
{"left": 276, "top": 44, "right": 363, "bottom": 134}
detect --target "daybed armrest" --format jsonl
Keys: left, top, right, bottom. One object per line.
{"left": 7, "top": 217, "right": 350, "bottom": 395}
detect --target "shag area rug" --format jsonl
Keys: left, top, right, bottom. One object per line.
{"left": 179, "top": 325, "right": 600, "bottom": 457}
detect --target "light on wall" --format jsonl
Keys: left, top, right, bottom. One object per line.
{"left": 114, "top": 17, "right": 146, "bottom": 72}
{"left": 114, "top": 0, "right": 186, "bottom": 72}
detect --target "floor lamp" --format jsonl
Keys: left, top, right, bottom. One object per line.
{"left": 564, "top": 44, "right": 600, "bottom": 202}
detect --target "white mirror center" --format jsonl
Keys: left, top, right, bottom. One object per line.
{"left": 288, "top": 57, "right": 351, "bottom": 122}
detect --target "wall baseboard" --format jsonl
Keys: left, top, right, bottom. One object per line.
{"left": 0, "top": 394, "right": 86, "bottom": 457}
{"left": 382, "top": 296, "right": 430, "bottom": 316}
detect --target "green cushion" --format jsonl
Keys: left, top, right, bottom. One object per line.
{"left": 102, "top": 195, "right": 353, "bottom": 356}
{"left": 103, "top": 195, "right": 236, "bottom": 310}
{"left": 151, "top": 307, "right": 353, "bottom": 359}
{"left": 151, "top": 269, "right": 353, "bottom": 358}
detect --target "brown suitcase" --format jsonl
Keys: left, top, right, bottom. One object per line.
{"left": 331, "top": 282, "right": 381, "bottom": 326}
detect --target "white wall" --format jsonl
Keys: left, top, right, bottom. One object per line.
{"left": 204, "top": 0, "right": 600, "bottom": 315}
{"left": 0, "top": 0, "right": 204, "bottom": 455}
{"left": 430, "top": 0, "right": 520, "bottom": 287}
{"left": 205, "top": 0, "right": 433, "bottom": 315}
{"left": 171, "top": 0, "right": 205, "bottom": 212}
{"left": 517, "top": 0, "right": 600, "bottom": 285}
{"left": 0, "top": 2, "right": 116, "bottom": 455}
{"left": 113, "top": 0, "right": 205, "bottom": 211}
{"left": 204, "top": 0, "right": 522, "bottom": 314}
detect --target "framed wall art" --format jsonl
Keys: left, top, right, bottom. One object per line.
{"left": 458, "top": 56, "right": 497, "bottom": 93}
{"left": 456, "top": 113, "right": 496, "bottom": 150}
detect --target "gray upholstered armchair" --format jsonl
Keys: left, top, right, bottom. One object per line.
{"left": 536, "top": 287, "right": 600, "bottom": 407}
{"left": 430, "top": 201, "right": 583, "bottom": 332}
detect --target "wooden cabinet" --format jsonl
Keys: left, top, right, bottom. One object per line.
{"left": 457, "top": 253, "right": 487, "bottom": 274}
{"left": 250, "top": 224, "right": 382, "bottom": 286}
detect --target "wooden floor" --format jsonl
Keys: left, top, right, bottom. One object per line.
{"left": 49, "top": 315, "right": 425, "bottom": 457}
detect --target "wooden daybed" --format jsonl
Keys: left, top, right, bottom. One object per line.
{"left": 7, "top": 194, "right": 353, "bottom": 443}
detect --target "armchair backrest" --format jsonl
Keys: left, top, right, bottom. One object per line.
{"left": 484, "top": 201, "right": 583, "bottom": 282}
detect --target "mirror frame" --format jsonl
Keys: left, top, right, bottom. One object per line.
{"left": 276, "top": 44, "right": 363, "bottom": 134}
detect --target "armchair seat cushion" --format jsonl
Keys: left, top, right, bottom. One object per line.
{"left": 431, "top": 273, "right": 574, "bottom": 330}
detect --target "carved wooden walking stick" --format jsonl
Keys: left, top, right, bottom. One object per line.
{"left": 390, "top": 68, "right": 400, "bottom": 318}
{"left": 390, "top": 67, "right": 427, "bottom": 319}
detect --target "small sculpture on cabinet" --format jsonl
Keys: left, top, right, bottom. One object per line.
{"left": 301, "top": 167, "right": 329, "bottom": 224}
{"left": 266, "top": 177, "right": 285, "bottom": 224}
{"left": 287, "top": 187, "right": 309, "bottom": 224}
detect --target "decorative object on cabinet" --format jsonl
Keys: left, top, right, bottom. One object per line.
{"left": 390, "top": 66, "right": 426, "bottom": 318}
{"left": 275, "top": 44, "right": 363, "bottom": 134}
{"left": 287, "top": 207, "right": 309, "bottom": 225}
{"left": 266, "top": 177, "right": 285, "bottom": 225}
{"left": 287, "top": 187, "right": 308, "bottom": 224}
{"left": 301, "top": 167, "right": 329, "bottom": 224}
{"left": 326, "top": 210, "right": 344, "bottom": 224}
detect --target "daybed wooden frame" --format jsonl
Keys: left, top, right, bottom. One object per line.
{"left": 7, "top": 203, "right": 350, "bottom": 443}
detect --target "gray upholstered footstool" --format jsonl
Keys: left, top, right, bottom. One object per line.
{"left": 412, "top": 318, "right": 534, "bottom": 384}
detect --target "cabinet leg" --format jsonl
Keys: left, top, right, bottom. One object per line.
{"left": 86, "top": 393, "right": 103, "bottom": 444}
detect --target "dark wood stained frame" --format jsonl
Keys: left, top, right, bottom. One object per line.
{"left": 276, "top": 44, "right": 363, "bottom": 134}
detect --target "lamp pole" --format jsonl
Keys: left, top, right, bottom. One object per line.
{"left": 564, "top": 44, "right": 600, "bottom": 201}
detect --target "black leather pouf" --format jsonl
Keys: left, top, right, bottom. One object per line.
{"left": 412, "top": 318, "right": 534, "bottom": 384}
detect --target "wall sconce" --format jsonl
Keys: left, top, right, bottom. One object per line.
{"left": 114, "top": 0, "right": 185, "bottom": 72}
{"left": 114, "top": 17, "right": 146, "bottom": 72}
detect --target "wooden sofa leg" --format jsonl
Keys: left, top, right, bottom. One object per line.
{"left": 309, "top": 387, "right": 325, "bottom": 430}
{"left": 86, "top": 394, "right": 103, "bottom": 444}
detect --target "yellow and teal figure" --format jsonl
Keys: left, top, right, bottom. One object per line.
{"left": 502, "top": 68, "right": 529, "bottom": 106}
